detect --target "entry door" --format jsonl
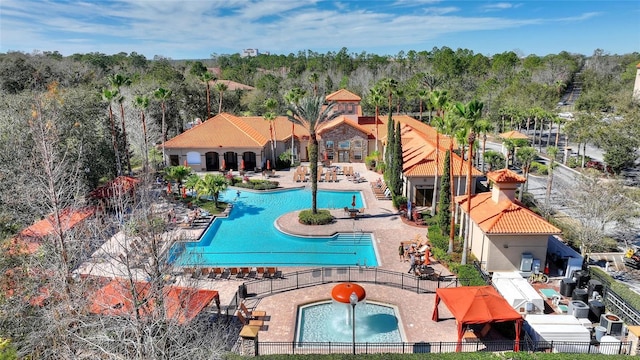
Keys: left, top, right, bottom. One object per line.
{"left": 338, "top": 151, "right": 350, "bottom": 162}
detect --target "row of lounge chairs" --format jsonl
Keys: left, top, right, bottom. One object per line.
{"left": 186, "top": 266, "right": 283, "bottom": 280}
{"left": 371, "top": 182, "right": 391, "bottom": 200}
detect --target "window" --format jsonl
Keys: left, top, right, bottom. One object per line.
{"left": 353, "top": 140, "right": 362, "bottom": 148}
{"left": 325, "top": 140, "right": 334, "bottom": 149}
{"left": 338, "top": 141, "right": 350, "bottom": 149}
{"left": 186, "top": 151, "right": 201, "bottom": 165}
{"left": 354, "top": 150, "right": 363, "bottom": 160}
{"left": 327, "top": 150, "right": 334, "bottom": 160}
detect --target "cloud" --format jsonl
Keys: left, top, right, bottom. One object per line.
{"left": 481, "top": 2, "right": 521, "bottom": 12}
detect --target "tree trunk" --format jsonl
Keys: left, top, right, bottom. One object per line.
{"left": 310, "top": 134, "right": 319, "bottom": 214}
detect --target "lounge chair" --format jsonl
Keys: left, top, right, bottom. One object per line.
{"left": 219, "top": 268, "right": 231, "bottom": 280}
{"left": 317, "top": 171, "right": 324, "bottom": 182}
{"left": 238, "top": 267, "right": 250, "bottom": 279}
{"left": 208, "top": 267, "right": 221, "bottom": 279}
{"left": 230, "top": 267, "right": 239, "bottom": 278}
{"left": 256, "top": 267, "right": 267, "bottom": 278}
{"left": 240, "top": 302, "right": 267, "bottom": 319}
{"left": 247, "top": 267, "right": 257, "bottom": 279}
{"left": 344, "top": 206, "right": 350, "bottom": 215}
{"left": 332, "top": 171, "right": 338, "bottom": 182}
{"left": 325, "top": 172, "right": 331, "bottom": 182}
{"left": 237, "top": 311, "right": 264, "bottom": 328}
{"left": 267, "top": 267, "right": 282, "bottom": 279}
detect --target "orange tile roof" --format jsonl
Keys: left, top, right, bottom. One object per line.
{"left": 499, "top": 130, "right": 529, "bottom": 140}
{"left": 318, "top": 116, "right": 372, "bottom": 137}
{"left": 326, "top": 88, "right": 362, "bottom": 102}
{"left": 19, "top": 207, "right": 95, "bottom": 239}
{"left": 165, "top": 113, "right": 271, "bottom": 149}
{"left": 89, "top": 279, "right": 218, "bottom": 325}
{"left": 487, "top": 169, "right": 526, "bottom": 184}
{"left": 456, "top": 193, "right": 561, "bottom": 235}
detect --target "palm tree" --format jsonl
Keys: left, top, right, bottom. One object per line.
{"left": 195, "top": 174, "right": 228, "bottom": 208}
{"left": 429, "top": 90, "right": 449, "bottom": 217}
{"left": 483, "top": 150, "right": 505, "bottom": 171}
{"left": 154, "top": 87, "right": 172, "bottom": 165}
{"left": 379, "top": 78, "right": 398, "bottom": 113}
{"left": 215, "top": 81, "right": 228, "bottom": 114}
{"left": 101, "top": 88, "right": 122, "bottom": 176}
{"left": 394, "top": 87, "right": 405, "bottom": 114}
{"left": 545, "top": 146, "right": 559, "bottom": 211}
{"left": 200, "top": 71, "right": 215, "bottom": 119}
{"left": 452, "top": 99, "right": 484, "bottom": 265}
{"left": 475, "top": 119, "right": 493, "bottom": 172}
{"left": 284, "top": 88, "right": 306, "bottom": 161}
{"left": 263, "top": 98, "right": 278, "bottom": 165}
{"left": 416, "top": 88, "right": 429, "bottom": 122}
{"left": 367, "top": 86, "right": 385, "bottom": 152}
{"left": 287, "top": 96, "right": 339, "bottom": 214}
{"left": 165, "top": 165, "right": 191, "bottom": 192}
{"left": 516, "top": 146, "right": 537, "bottom": 201}
{"left": 309, "top": 72, "right": 319, "bottom": 95}
{"left": 133, "top": 95, "right": 150, "bottom": 173}
{"left": 108, "top": 73, "right": 132, "bottom": 174}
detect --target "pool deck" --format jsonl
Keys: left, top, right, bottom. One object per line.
{"left": 78, "top": 162, "right": 460, "bottom": 344}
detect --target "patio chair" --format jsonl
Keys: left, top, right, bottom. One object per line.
{"left": 240, "top": 302, "right": 267, "bottom": 319}
{"left": 247, "top": 267, "right": 257, "bottom": 279}
{"left": 332, "top": 171, "right": 338, "bottom": 182}
{"left": 238, "top": 267, "right": 250, "bottom": 279}
{"left": 237, "top": 311, "right": 264, "bottom": 329}
{"left": 219, "top": 268, "right": 231, "bottom": 280}
{"left": 208, "top": 267, "right": 221, "bottom": 279}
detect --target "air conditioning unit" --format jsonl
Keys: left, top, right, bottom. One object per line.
{"left": 600, "top": 313, "right": 624, "bottom": 336}
{"left": 569, "top": 300, "right": 589, "bottom": 318}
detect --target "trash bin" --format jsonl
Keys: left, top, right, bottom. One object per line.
{"left": 588, "top": 279, "right": 603, "bottom": 298}
{"left": 595, "top": 326, "right": 607, "bottom": 342}
{"left": 589, "top": 300, "right": 605, "bottom": 322}
{"left": 238, "top": 284, "right": 247, "bottom": 299}
{"left": 560, "top": 278, "right": 577, "bottom": 297}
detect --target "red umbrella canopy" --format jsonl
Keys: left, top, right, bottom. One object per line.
{"left": 266, "top": 159, "right": 271, "bottom": 170}
{"left": 240, "top": 159, "right": 245, "bottom": 170}
{"left": 351, "top": 195, "right": 356, "bottom": 208}
{"left": 220, "top": 159, "right": 226, "bottom": 171}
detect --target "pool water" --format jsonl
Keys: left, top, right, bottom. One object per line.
{"left": 297, "top": 300, "right": 403, "bottom": 343}
{"left": 171, "top": 188, "right": 378, "bottom": 267}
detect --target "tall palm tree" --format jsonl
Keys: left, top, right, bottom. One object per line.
{"left": 475, "top": 119, "right": 493, "bottom": 172}
{"left": 264, "top": 98, "right": 278, "bottom": 165}
{"left": 287, "top": 96, "right": 339, "bottom": 214}
{"left": 200, "top": 71, "right": 215, "bottom": 119}
{"left": 394, "top": 86, "right": 405, "bottom": 114}
{"left": 195, "top": 174, "right": 228, "bottom": 208}
{"left": 416, "top": 88, "right": 429, "bottom": 122}
{"left": 134, "top": 95, "right": 150, "bottom": 173}
{"left": 545, "top": 146, "right": 559, "bottom": 211}
{"left": 435, "top": 112, "right": 461, "bottom": 253}
{"left": 284, "top": 88, "right": 306, "bottom": 161}
{"left": 379, "top": 78, "right": 398, "bottom": 113}
{"left": 453, "top": 99, "right": 484, "bottom": 265}
{"left": 154, "top": 87, "right": 172, "bottom": 165}
{"left": 108, "top": 73, "right": 132, "bottom": 174}
{"left": 309, "top": 72, "right": 319, "bottom": 95}
{"left": 367, "top": 86, "right": 385, "bottom": 152}
{"left": 516, "top": 146, "right": 537, "bottom": 201}
{"left": 101, "top": 88, "right": 122, "bottom": 176}
{"left": 215, "top": 81, "right": 228, "bottom": 114}
{"left": 429, "top": 90, "right": 449, "bottom": 217}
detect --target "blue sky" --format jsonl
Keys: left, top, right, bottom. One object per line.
{"left": 1, "top": 0, "right": 638, "bottom": 59}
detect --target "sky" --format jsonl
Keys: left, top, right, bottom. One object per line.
{"left": 1, "top": 0, "right": 639, "bottom": 60}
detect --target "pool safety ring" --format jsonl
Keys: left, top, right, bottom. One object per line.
{"left": 331, "top": 282, "right": 366, "bottom": 303}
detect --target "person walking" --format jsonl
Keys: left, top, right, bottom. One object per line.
{"left": 408, "top": 251, "right": 417, "bottom": 274}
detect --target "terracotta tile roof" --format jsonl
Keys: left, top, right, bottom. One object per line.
{"left": 19, "top": 207, "right": 95, "bottom": 239}
{"left": 487, "top": 169, "right": 526, "bottom": 184}
{"left": 165, "top": 113, "right": 270, "bottom": 149}
{"left": 325, "top": 88, "right": 361, "bottom": 102}
{"left": 89, "top": 279, "right": 219, "bottom": 325}
{"left": 456, "top": 193, "right": 561, "bottom": 235}
{"left": 499, "top": 130, "right": 529, "bottom": 140}
{"left": 404, "top": 150, "right": 482, "bottom": 178}
{"left": 318, "top": 116, "right": 372, "bottom": 137}
{"left": 211, "top": 79, "right": 255, "bottom": 91}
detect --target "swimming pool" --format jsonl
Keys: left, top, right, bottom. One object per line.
{"left": 170, "top": 188, "right": 378, "bottom": 267}
{"left": 296, "top": 300, "right": 403, "bottom": 343}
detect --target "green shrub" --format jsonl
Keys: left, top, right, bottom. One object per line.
{"left": 232, "top": 180, "right": 279, "bottom": 190}
{"left": 530, "top": 161, "right": 548, "bottom": 175}
{"left": 298, "top": 209, "right": 333, "bottom": 225}
{"left": 392, "top": 195, "right": 407, "bottom": 209}
{"left": 452, "top": 264, "right": 486, "bottom": 286}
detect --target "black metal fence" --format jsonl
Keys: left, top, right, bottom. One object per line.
{"left": 240, "top": 266, "right": 462, "bottom": 301}
{"left": 254, "top": 339, "right": 630, "bottom": 355}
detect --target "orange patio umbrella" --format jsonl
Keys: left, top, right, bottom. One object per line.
{"left": 183, "top": 159, "right": 188, "bottom": 166}
{"left": 167, "top": 182, "right": 172, "bottom": 194}
{"left": 240, "top": 159, "right": 245, "bottom": 171}
{"left": 181, "top": 187, "right": 186, "bottom": 198}
{"left": 220, "top": 159, "right": 226, "bottom": 171}
{"left": 266, "top": 159, "right": 271, "bottom": 170}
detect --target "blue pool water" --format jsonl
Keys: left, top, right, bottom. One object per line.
{"left": 297, "top": 301, "right": 403, "bottom": 343}
{"left": 171, "top": 188, "right": 378, "bottom": 267}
